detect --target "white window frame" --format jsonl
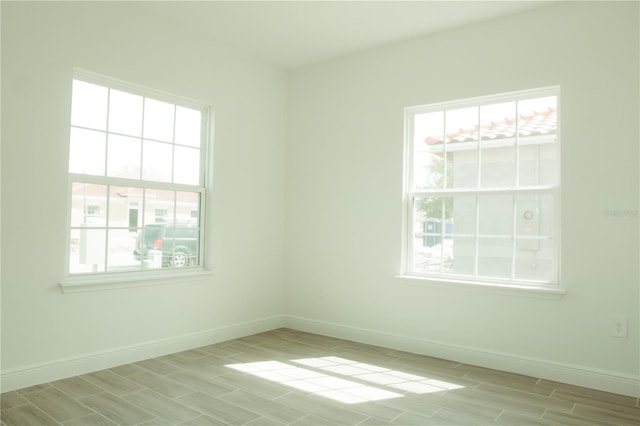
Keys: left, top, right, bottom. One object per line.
{"left": 62, "top": 70, "right": 211, "bottom": 289}
{"left": 401, "top": 87, "right": 561, "bottom": 291}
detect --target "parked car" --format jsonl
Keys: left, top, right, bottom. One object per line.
{"left": 133, "top": 222, "right": 199, "bottom": 268}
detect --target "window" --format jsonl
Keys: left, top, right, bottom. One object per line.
{"left": 403, "top": 87, "right": 559, "bottom": 288}
{"left": 67, "top": 71, "right": 209, "bottom": 276}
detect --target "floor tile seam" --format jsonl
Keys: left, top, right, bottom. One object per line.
{"left": 234, "top": 403, "right": 307, "bottom": 426}
{"left": 445, "top": 387, "right": 550, "bottom": 417}
{"left": 216, "top": 388, "right": 307, "bottom": 423}
{"left": 385, "top": 408, "right": 408, "bottom": 424}
{"left": 572, "top": 401, "right": 640, "bottom": 420}
{"left": 51, "top": 375, "right": 107, "bottom": 399}
{"left": 1, "top": 402, "right": 63, "bottom": 426}
{"left": 65, "top": 411, "right": 120, "bottom": 426}
{"left": 546, "top": 383, "right": 639, "bottom": 406}
{"left": 475, "top": 381, "right": 564, "bottom": 404}
{"left": 0, "top": 392, "right": 32, "bottom": 411}
{"left": 270, "top": 392, "right": 365, "bottom": 424}
{"left": 493, "top": 384, "right": 561, "bottom": 401}
{"left": 425, "top": 394, "right": 506, "bottom": 420}
{"left": 133, "top": 361, "right": 178, "bottom": 376}
{"left": 462, "top": 373, "right": 542, "bottom": 391}
{"left": 15, "top": 384, "right": 52, "bottom": 395}
{"left": 80, "top": 390, "right": 167, "bottom": 425}
{"left": 115, "top": 388, "right": 200, "bottom": 426}
{"left": 549, "top": 389, "right": 640, "bottom": 412}
{"left": 126, "top": 370, "right": 202, "bottom": 399}
{"left": 82, "top": 371, "right": 145, "bottom": 397}
{"left": 177, "top": 391, "right": 262, "bottom": 425}
{"left": 156, "top": 368, "right": 219, "bottom": 391}
{"left": 123, "top": 386, "right": 202, "bottom": 411}
{"left": 25, "top": 383, "right": 104, "bottom": 423}
{"left": 492, "top": 409, "right": 510, "bottom": 423}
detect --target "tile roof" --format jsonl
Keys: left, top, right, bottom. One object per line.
{"left": 425, "top": 107, "right": 557, "bottom": 145}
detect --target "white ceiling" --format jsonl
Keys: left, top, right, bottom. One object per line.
{"left": 132, "top": 1, "right": 554, "bottom": 69}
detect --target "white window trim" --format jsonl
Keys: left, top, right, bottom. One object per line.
{"left": 401, "top": 86, "right": 562, "bottom": 291}
{"left": 62, "top": 69, "right": 212, "bottom": 289}
{"left": 59, "top": 269, "right": 214, "bottom": 294}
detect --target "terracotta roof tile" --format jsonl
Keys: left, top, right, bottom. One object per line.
{"left": 425, "top": 108, "right": 556, "bottom": 145}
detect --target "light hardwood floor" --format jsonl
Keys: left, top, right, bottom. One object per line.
{"left": 2, "top": 329, "right": 639, "bottom": 425}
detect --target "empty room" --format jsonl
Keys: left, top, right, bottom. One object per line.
{"left": 1, "top": 1, "right": 638, "bottom": 425}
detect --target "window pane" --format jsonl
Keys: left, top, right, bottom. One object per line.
{"left": 447, "top": 196, "right": 475, "bottom": 236}
{"left": 478, "top": 195, "right": 513, "bottom": 236}
{"left": 70, "top": 228, "right": 106, "bottom": 273}
{"left": 445, "top": 107, "right": 478, "bottom": 189}
{"left": 414, "top": 197, "right": 443, "bottom": 242}
{"left": 71, "top": 80, "right": 107, "bottom": 130}
{"left": 175, "top": 191, "right": 200, "bottom": 224}
{"left": 69, "top": 128, "right": 106, "bottom": 175}
{"left": 173, "top": 146, "right": 200, "bottom": 185}
{"left": 70, "top": 183, "right": 107, "bottom": 227}
{"left": 519, "top": 143, "right": 557, "bottom": 186}
{"left": 450, "top": 236, "right": 475, "bottom": 276}
{"left": 449, "top": 149, "right": 478, "bottom": 189}
{"left": 515, "top": 194, "right": 554, "bottom": 239}
{"left": 108, "top": 186, "right": 143, "bottom": 228}
{"left": 413, "top": 111, "right": 444, "bottom": 190}
{"left": 412, "top": 198, "right": 451, "bottom": 273}
{"left": 107, "top": 229, "right": 140, "bottom": 272}
{"left": 142, "top": 140, "right": 172, "bottom": 182}
{"left": 166, "top": 223, "right": 199, "bottom": 268}
{"left": 518, "top": 96, "right": 557, "bottom": 186}
{"left": 518, "top": 96, "right": 557, "bottom": 139}
{"left": 480, "top": 102, "right": 516, "bottom": 187}
{"left": 477, "top": 237, "right": 512, "bottom": 279}
{"left": 446, "top": 107, "right": 478, "bottom": 143}
{"left": 481, "top": 150, "right": 516, "bottom": 187}
{"left": 108, "top": 89, "right": 143, "bottom": 137}
{"left": 107, "top": 134, "right": 141, "bottom": 179}
{"left": 481, "top": 102, "right": 516, "bottom": 142}
{"left": 175, "top": 106, "right": 201, "bottom": 147}
{"left": 145, "top": 189, "right": 175, "bottom": 224}
{"left": 144, "top": 98, "right": 175, "bottom": 142}
{"left": 515, "top": 238, "right": 553, "bottom": 282}
{"left": 414, "top": 152, "right": 445, "bottom": 190}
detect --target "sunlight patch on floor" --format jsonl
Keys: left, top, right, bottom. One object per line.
{"left": 225, "top": 360, "right": 403, "bottom": 404}
{"left": 293, "top": 356, "right": 464, "bottom": 394}
{"left": 225, "top": 356, "right": 464, "bottom": 404}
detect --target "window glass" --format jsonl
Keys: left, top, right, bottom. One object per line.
{"left": 108, "top": 89, "right": 143, "bottom": 137}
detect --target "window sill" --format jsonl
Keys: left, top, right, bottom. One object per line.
{"left": 59, "top": 269, "right": 214, "bottom": 294}
{"left": 395, "top": 274, "right": 566, "bottom": 299}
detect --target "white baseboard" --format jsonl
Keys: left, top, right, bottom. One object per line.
{"left": 0, "top": 315, "right": 285, "bottom": 393}
{"left": 283, "top": 315, "right": 640, "bottom": 398}
{"left": 3, "top": 314, "right": 638, "bottom": 398}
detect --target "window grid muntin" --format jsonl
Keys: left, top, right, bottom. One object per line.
{"left": 404, "top": 87, "right": 559, "bottom": 287}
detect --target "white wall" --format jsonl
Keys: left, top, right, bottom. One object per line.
{"left": 1, "top": 2, "right": 287, "bottom": 388}
{"left": 1, "top": 1, "right": 638, "bottom": 397}
{"left": 285, "top": 2, "right": 639, "bottom": 395}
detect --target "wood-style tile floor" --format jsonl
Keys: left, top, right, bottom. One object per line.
{"left": 2, "top": 328, "right": 639, "bottom": 425}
